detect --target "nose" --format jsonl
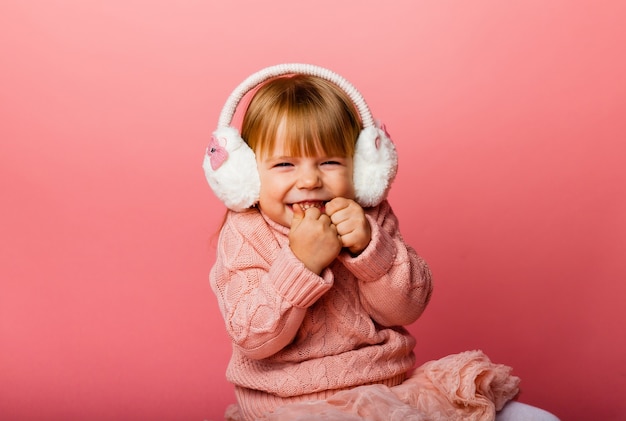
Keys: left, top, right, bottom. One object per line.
{"left": 296, "top": 166, "right": 322, "bottom": 189}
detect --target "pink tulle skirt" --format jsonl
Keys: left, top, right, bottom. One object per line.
{"left": 225, "top": 350, "right": 521, "bottom": 421}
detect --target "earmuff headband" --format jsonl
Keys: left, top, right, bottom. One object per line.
{"left": 204, "top": 63, "right": 398, "bottom": 212}
{"left": 217, "top": 63, "right": 375, "bottom": 130}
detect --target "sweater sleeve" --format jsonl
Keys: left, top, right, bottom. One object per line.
{"left": 210, "top": 211, "right": 333, "bottom": 360}
{"left": 338, "top": 201, "right": 433, "bottom": 327}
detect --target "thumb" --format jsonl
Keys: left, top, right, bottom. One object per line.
{"left": 291, "top": 203, "right": 304, "bottom": 224}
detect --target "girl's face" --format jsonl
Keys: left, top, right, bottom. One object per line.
{"left": 256, "top": 135, "right": 355, "bottom": 228}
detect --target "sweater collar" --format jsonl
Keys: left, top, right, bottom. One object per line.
{"left": 259, "top": 209, "right": 290, "bottom": 237}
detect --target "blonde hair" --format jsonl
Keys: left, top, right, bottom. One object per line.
{"left": 241, "top": 74, "right": 362, "bottom": 159}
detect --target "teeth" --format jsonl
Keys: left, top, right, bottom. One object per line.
{"left": 298, "top": 202, "right": 323, "bottom": 210}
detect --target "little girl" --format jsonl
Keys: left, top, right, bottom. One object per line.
{"left": 203, "top": 64, "right": 558, "bottom": 421}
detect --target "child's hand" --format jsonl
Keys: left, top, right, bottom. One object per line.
{"left": 325, "top": 198, "right": 371, "bottom": 255}
{"left": 289, "top": 203, "right": 342, "bottom": 274}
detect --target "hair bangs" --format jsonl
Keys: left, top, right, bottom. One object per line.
{"left": 276, "top": 103, "right": 354, "bottom": 158}
{"left": 242, "top": 74, "right": 361, "bottom": 159}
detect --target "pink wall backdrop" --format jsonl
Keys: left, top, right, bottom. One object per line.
{"left": 1, "top": 1, "right": 625, "bottom": 420}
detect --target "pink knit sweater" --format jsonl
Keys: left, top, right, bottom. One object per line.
{"left": 210, "top": 201, "right": 433, "bottom": 418}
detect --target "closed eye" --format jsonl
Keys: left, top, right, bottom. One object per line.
{"left": 273, "top": 162, "right": 293, "bottom": 168}
{"left": 321, "top": 160, "right": 342, "bottom": 166}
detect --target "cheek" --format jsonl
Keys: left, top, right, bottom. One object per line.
{"left": 343, "top": 185, "right": 356, "bottom": 200}
{"left": 337, "top": 172, "right": 355, "bottom": 197}
{"left": 260, "top": 178, "right": 285, "bottom": 200}
{"left": 258, "top": 171, "right": 275, "bottom": 193}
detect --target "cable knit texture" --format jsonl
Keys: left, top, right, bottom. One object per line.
{"left": 211, "top": 201, "right": 519, "bottom": 420}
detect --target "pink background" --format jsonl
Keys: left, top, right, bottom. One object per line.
{"left": 1, "top": 1, "right": 625, "bottom": 420}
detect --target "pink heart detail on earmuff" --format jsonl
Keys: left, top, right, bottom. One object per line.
{"left": 207, "top": 135, "right": 228, "bottom": 170}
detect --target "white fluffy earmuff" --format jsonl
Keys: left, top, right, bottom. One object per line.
{"left": 203, "top": 63, "right": 398, "bottom": 212}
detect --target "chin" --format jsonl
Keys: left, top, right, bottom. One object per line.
{"left": 284, "top": 213, "right": 294, "bottom": 228}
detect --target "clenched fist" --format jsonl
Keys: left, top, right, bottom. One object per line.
{"left": 325, "top": 197, "right": 371, "bottom": 255}
{"left": 289, "top": 203, "right": 342, "bottom": 274}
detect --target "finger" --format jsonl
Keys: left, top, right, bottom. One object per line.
{"left": 318, "top": 213, "right": 334, "bottom": 228}
{"left": 325, "top": 197, "right": 350, "bottom": 215}
{"left": 329, "top": 211, "right": 346, "bottom": 226}
{"left": 294, "top": 204, "right": 321, "bottom": 220}
{"left": 335, "top": 224, "right": 353, "bottom": 239}
{"left": 334, "top": 229, "right": 348, "bottom": 249}
{"left": 328, "top": 204, "right": 354, "bottom": 226}
{"left": 292, "top": 203, "right": 305, "bottom": 223}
